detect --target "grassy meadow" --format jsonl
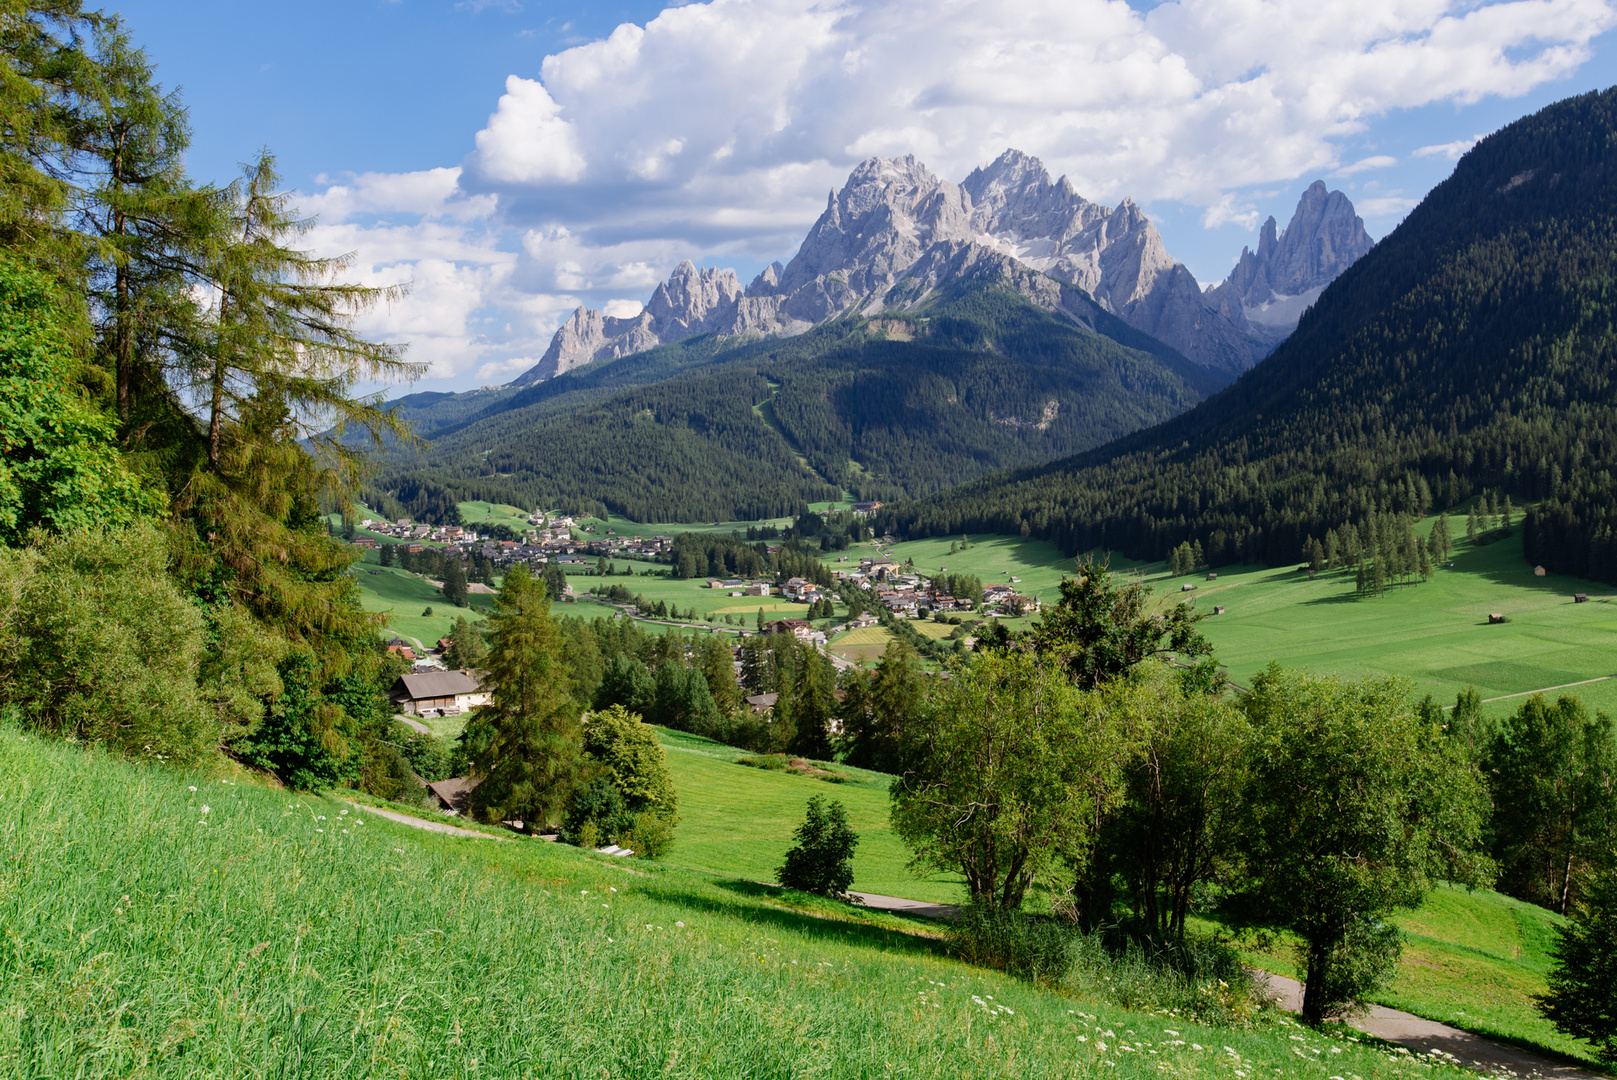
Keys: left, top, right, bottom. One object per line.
{"left": 3, "top": 722, "right": 1484, "bottom": 1080}
{"left": 656, "top": 723, "right": 1608, "bottom": 1071}
{"left": 653, "top": 727, "right": 963, "bottom": 902}
{"left": 351, "top": 551, "right": 495, "bottom": 647}
{"left": 862, "top": 515, "right": 1617, "bottom": 719}
{"left": 456, "top": 499, "right": 533, "bottom": 532}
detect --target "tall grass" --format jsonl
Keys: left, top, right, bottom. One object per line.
{"left": 951, "top": 904, "right": 1264, "bottom": 1026}
{"left": 0, "top": 725, "right": 1476, "bottom": 1079}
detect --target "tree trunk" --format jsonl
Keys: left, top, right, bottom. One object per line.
{"left": 1301, "top": 937, "right": 1333, "bottom": 1025}
{"left": 112, "top": 130, "right": 131, "bottom": 422}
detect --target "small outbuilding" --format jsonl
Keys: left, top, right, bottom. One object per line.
{"left": 1575, "top": 593, "right": 1590, "bottom": 603}
{"left": 1488, "top": 613, "right": 1507, "bottom": 624}
{"left": 426, "top": 775, "right": 482, "bottom": 814}
{"left": 1534, "top": 565, "right": 1547, "bottom": 577}
{"left": 1212, "top": 605, "right": 1226, "bottom": 615}
{"left": 1206, "top": 572, "right": 1218, "bottom": 581}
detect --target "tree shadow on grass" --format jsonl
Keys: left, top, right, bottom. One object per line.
{"left": 639, "top": 879, "right": 953, "bottom": 957}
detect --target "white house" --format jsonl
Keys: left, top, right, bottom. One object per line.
{"left": 391, "top": 669, "right": 490, "bottom": 716}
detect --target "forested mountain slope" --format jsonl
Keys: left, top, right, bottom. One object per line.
{"left": 375, "top": 285, "right": 1226, "bottom": 522}
{"left": 881, "top": 88, "right": 1617, "bottom": 584}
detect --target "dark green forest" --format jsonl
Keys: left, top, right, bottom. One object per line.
{"left": 880, "top": 88, "right": 1617, "bottom": 585}
{"left": 369, "top": 285, "right": 1227, "bottom": 522}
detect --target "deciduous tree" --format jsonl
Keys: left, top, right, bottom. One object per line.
{"left": 1239, "top": 666, "right": 1490, "bottom": 1023}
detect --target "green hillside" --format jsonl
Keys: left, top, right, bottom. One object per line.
{"left": 654, "top": 719, "right": 1603, "bottom": 1069}
{"left": 884, "top": 87, "right": 1617, "bottom": 587}
{"left": 3, "top": 720, "right": 1488, "bottom": 1080}
{"left": 371, "top": 285, "right": 1228, "bottom": 523}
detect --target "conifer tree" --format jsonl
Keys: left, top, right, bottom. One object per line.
{"left": 441, "top": 554, "right": 468, "bottom": 608}
{"left": 74, "top": 23, "right": 200, "bottom": 423}
{"left": 467, "top": 565, "right": 584, "bottom": 831}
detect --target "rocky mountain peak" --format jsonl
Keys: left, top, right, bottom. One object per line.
{"left": 1209, "top": 180, "right": 1375, "bottom": 333}
{"left": 506, "top": 157, "right": 1378, "bottom": 387}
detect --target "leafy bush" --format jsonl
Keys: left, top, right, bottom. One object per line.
{"left": 560, "top": 777, "right": 637, "bottom": 849}
{"left": 396, "top": 725, "right": 453, "bottom": 782}
{"left": 1064, "top": 926, "right": 1262, "bottom": 1026}
{"left": 952, "top": 901, "right": 1075, "bottom": 983}
{"left": 777, "top": 796, "right": 858, "bottom": 896}
{"left": 951, "top": 904, "right": 1262, "bottom": 1025}
{"left": 581, "top": 704, "right": 677, "bottom": 820}
{"left": 0, "top": 524, "right": 215, "bottom": 764}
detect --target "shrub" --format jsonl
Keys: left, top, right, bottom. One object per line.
{"left": 396, "top": 725, "right": 453, "bottom": 782}
{"left": 0, "top": 525, "right": 215, "bottom": 764}
{"left": 952, "top": 901, "right": 1075, "bottom": 983}
{"left": 950, "top": 904, "right": 1262, "bottom": 1025}
{"left": 560, "top": 778, "right": 636, "bottom": 848}
{"left": 778, "top": 796, "right": 858, "bottom": 896}
{"left": 581, "top": 704, "right": 677, "bottom": 820}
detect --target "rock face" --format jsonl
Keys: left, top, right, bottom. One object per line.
{"left": 508, "top": 262, "right": 811, "bottom": 386}
{"left": 1206, "top": 180, "right": 1375, "bottom": 335}
{"left": 509, "top": 155, "right": 1374, "bottom": 385}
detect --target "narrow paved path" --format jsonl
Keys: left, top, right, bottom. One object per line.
{"left": 1258, "top": 972, "right": 1599, "bottom": 1079}
{"left": 848, "top": 892, "right": 960, "bottom": 920}
{"left": 343, "top": 800, "right": 509, "bottom": 841}
{"left": 394, "top": 713, "right": 431, "bottom": 735}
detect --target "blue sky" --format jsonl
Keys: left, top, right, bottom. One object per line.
{"left": 111, "top": 0, "right": 1617, "bottom": 391}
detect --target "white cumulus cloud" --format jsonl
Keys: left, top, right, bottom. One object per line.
{"left": 303, "top": 0, "right": 1617, "bottom": 386}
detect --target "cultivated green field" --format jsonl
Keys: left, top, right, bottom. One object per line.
{"left": 568, "top": 567, "right": 844, "bottom": 628}
{"left": 829, "top": 624, "right": 895, "bottom": 664}
{"left": 2, "top": 723, "right": 1482, "bottom": 1080}
{"left": 457, "top": 499, "right": 533, "bottom": 532}
{"left": 1183, "top": 524, "right": 1617, "bottom": 718}
{"left": 865, "top": 519, "right": 1617, "bottom": 719}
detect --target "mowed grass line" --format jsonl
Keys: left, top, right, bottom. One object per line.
{"left": 653, "top": 727, "right": 963, "bottom": 903}
{"left": 2, "top": 726, "right": 1480, "bottom": 1080}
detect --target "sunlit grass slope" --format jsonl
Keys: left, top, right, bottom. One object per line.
{"left": 653, "top": 727, "right": 962, "bottom": 903}
{"left": 3, "top": 725, "right": 1476, "bottom": 1080}
{"left": 1206, "top": 884, "right": 1600, "bottom": 1072}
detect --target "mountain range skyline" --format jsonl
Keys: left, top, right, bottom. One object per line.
{"left": 505, "top": 151, "right": 1373, "bottom": 386}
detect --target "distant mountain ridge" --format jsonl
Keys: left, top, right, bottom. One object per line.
{"left": 879, "top": 87, "right": 1617, "bottom": 585}
{"left": 510, "top": 153, "right": 1374, "bottom": 386}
